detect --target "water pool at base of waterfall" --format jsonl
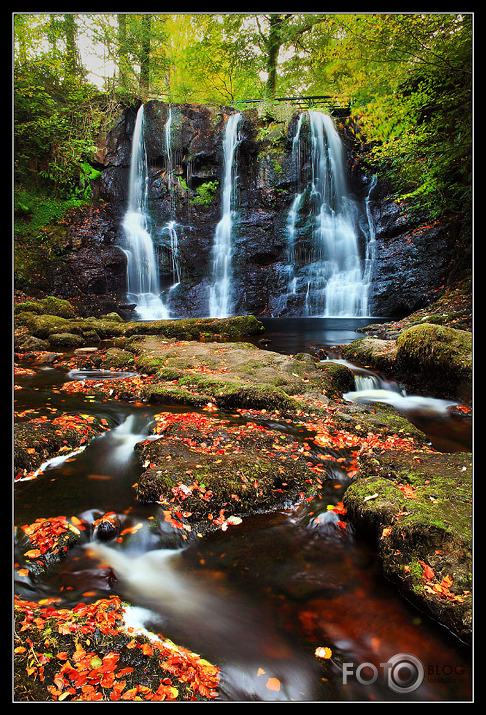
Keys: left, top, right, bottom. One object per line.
{"left": 256, "top": 316, "right": 390, "bottom": 354}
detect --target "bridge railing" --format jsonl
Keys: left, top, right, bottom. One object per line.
{"left": 232, "top": 95, "right": 351, "bottom": 116}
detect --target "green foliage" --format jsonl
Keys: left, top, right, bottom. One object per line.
{"left": 14, "top": 12, "right": 472, "bottom": 229}
{"left": 14, "top": 57, "right": 107, "bottom": 198}
{"left": 14, "top": 187, "right": 86, "bottom": 237}
{"left": 190, "top": 181, "right": 219, "bottom": 206}
{"left": 329, "top": 14, "right": 472, "bottom": 220}
{"left": 14, "top": 186, "right": 88, "bottom": 288}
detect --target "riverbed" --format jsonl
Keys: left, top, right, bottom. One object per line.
{"left": 14, "top": 318, "right": 472, "bottom": 702}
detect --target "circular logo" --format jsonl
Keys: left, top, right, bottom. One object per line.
{"left": 384, "top": 653, "right": 425, "bottom": 693}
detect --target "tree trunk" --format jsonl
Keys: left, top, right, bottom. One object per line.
{"left": 64, "top": 14, "right": 78, "bottom": 78}
{"left": 139, "top": 14, "right": 151, "bottom": 98}
{"left": 117, "top": 14, "right": 128, "bottom": 88}
{"left": 265, "top": 14, "right": 287, "bottom": 99}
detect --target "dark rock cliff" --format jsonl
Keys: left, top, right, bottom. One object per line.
{"left": 38, "top": 101, "right": 460, "bottom": 319}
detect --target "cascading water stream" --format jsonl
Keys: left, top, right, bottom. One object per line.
{"left": 209, "top": 112, "right": 242, "bottom": 318}
{"left": 159, "top": 108, "right": 182, "bottom": 313}
{"left": 281, "top": 111, "right": 372, "bottom": 318}
{"left": 122, "top": 105, "right": 169, "bottom": 320}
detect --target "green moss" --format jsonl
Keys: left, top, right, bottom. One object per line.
{"left": 47, "top": 332, "right": 84, "bottom": 348}
{"left": 343, "top": 449, "right": 472, "bottom": 642}
{"left": 395, "top": 323, "right": 472, "bottom": 401}
{"left": 134, "top": 355, "right": 168, "bottom": 375}
{"left": 396, "top": 323, "right": 471, "bottom": 371}
{"left": 101, "top": 348, "right": 135, "bottom": 369}
{"left": 341, "top": 337, "right": 397, "bottom": 373}
{"left": 140, "top": 384, "right": 211, "bottom": 407}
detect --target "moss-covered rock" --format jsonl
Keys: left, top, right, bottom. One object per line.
{"left": 395, "top": 323, "right": 472, "bottom": 403}
{"left": 15, "top": 296, "right": 265, "bottom": 351}
{"left": 14, "top": 415, "right": 107, "bottom": 479}
{"left": 125, "top": 337, "right": 355, "bottom": 415}
{"left": 101, "top": 347, "right": 135, "bottom": 370}
{"left": 48, "top": 332, "right": 85, "bottom": 348}
{"left": 343, "top": 449, "right": 472, "bottom": 643}
{"left": 139, "top": 384, "right": 212, "bottom": 407}
{"left": 134, "top": 412, "right": 320, "bottom": 519}
{"left": 341, "top": 336, "right": 398, "bottom": 375}
{"left": 123, "top": 315, "right": 264, "bottom": 340}
{"left": 15, "top": 296, "right": 76, "bottom": 319}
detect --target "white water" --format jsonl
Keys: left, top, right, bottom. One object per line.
{"left": 87, "top": 541, "right": 314, "bottom": 701}
{"left": 331, "top": 358, "right": 460, "bottom": 418}
{"left": 122, "top": 105, "right": 169, "bottom": 320}
{"left": 344, "top": 388, "right": 459, "bottom": 418}
{"left": 281, "top": 111, "right": 372, "bottom": 318}
{"left": 209, "top": 112, "right": 242, "bottom": 318}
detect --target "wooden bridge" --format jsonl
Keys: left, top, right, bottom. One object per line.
{"left": 232, "top": 95, "right": 351, "bottom": 116}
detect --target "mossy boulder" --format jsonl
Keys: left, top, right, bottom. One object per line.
{"left": 134, "top": 412, "right": 320, "bottom": 520}
{"left": 123, "top": 315, "right": 264, "bottom": 340}
{"left": 126, "top": 337, "right": 355, "bottom": 414}
{"left": 395, "top": 323, "right": 472, "bottom": 403}
{"left": 343, "top": 449, "right": 472, "bottom": 642}
{"left": 341, "top": 336, "right": 398, "bottom": 374}
{"left": 101, "top": 347, "right": 135, "bottom": 370}
{"left": 47, "top": 332, "right": 85, "bottom": 349}
{"left": 15, "top": 296, "right": 75, "bottom": 319}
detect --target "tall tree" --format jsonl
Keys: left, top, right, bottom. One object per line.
{"left": 263, "top": 14, "right": 291, "bottom": 98}
{"left": 117, "top": 14, "right": 128, "bottom": 89}
{"left": 63, "top": 13, "right": 81, "bottom": 78}
{"left": 139, "top": 14, "right": 151, "bottom": 97}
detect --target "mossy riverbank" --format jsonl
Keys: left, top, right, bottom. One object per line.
{"left": 14, "top": 294, "right": 473, "bottom": 701}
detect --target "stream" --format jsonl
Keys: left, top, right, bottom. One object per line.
{"left": 14, "top": 318, "right": 472, "bottom": 702}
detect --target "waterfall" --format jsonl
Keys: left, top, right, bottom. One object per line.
{"left": 362, "top": 174, "right": 378, "bottom": 315}
{"left": 209, "top": 112, "right": 242, "bottom": 318}
{"left": 164, "top": 219, "right": 181, "bottom": 289}
{"left": 122, "top": 105, "right": 169, "bottom": 320}
{"left": 281, "top": 110, "right": 372, "bottom": 318}
{"left": 161, "top": 107, "right": 181, "bottom": 313}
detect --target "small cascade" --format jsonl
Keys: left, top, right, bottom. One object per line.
{"left": 280, "top": 110, "right": 372, "bottom": 318}
{"left": 330, "top": 358, "right": 464, "bottom": 431}
{"left": 164, "top": 106, "right": 177, "bottom": 215}
{"left": 122, "top": 105, "right": 169, "bottom": 320}
{"left": 362, "top": 174, "right": 378, "bottom": 315}
{"left": 209, "top": 112, "right": 242, "bottom": 318}
{"left": 158, "top": 108, "right": 182, "bottom": 314}
{"left": 326, "top": 358, "right": 401, "bottom": 394}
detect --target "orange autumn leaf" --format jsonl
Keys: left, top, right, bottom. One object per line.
{"left": 24, "top": 549, "right": 42, "bottom": 559}
{"left": 397, "top": 483, "right": 417, "bottom": 499}
{"left": 419, "top": 560, "right": 435, "bottom": 581}
{"left": 266, "top": 677, "right": 281, "bottom": 691}
{"left": 441, "top": 574, "right": 453, "bottom": 589}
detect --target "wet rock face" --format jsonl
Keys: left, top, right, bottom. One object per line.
{"left": 52, "top": 101, "right": 457, "bottom": 318}
{"left": 366, "top": 198, "right": 456, "bottom": 316}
